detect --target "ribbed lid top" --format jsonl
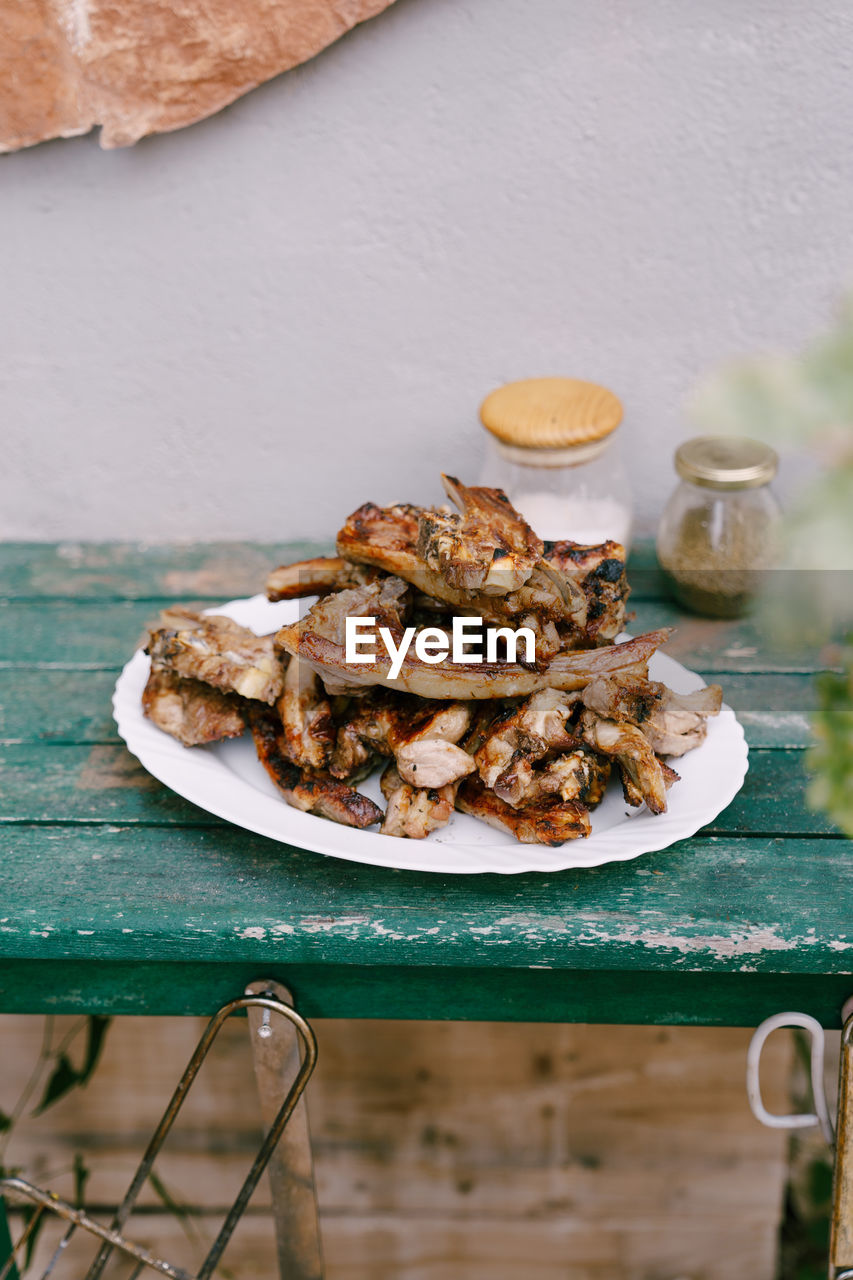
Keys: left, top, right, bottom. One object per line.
{"left": 675, "top": 435, "right": 779, "bottom": 490}
{"left": 479, "top": 377, "right": 623, "bottom": 449}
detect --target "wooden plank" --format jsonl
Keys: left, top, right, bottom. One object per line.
{"left": 10, "top": 1207, "right": 786, "bottom": 1280}
{"left": 0, "top": 669, "right": 820, "bottom": 749}
{"left": 0, "top": 1015, "right": 792, "bottom": 1280}
{"left": 0, "top": 600, "right": 181, "bottom": 669}
{"left": 706, "top": 672, "right": 817, "bottom": 748}
{"left": 0, "top": 601, "right": 837, "bottom": 675}
{"left": 0, "top": 541, "right": 326, "bottom": 600}
{"left": 1, "top": 957, "right": 851, "bottom": 1025}
{"left": 0, "top": 822, "right": 852, "bottom": 980}
{"left": 0, "top": 743, "right": 838, "bottom": 837}
{"left": 0, "top": 670, "right": 122, "bottom": 744}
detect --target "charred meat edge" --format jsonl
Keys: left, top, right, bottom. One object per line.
{"left": 250, "top": 707, "right": 382, "bottom": 828}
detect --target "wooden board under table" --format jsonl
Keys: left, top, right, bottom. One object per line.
{"left": 0, "top": 541, "right": 849, "bottom": 1026}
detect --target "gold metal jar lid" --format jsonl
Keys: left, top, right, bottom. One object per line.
{"left": 479, "top": 377, "right": 623, "bottom": 450}
{"left": 675, "top": 435, "right": 778, "bottom": 490}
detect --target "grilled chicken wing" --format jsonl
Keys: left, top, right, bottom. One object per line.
{"left": 579, "top": 709, "right": 670, "bottom": 815}
{"left": 142, "top": 668, "right": 246, "bottom": 747}
{"left": 456, "top": 776, "right": 591, "bottom": 844}
{"left": 582, "top": 675, "right": 722, "bottom": 756}
{"left": 147, "top": 610, "right": 284, "bottom": 704}
{"left": 250, "top": 707, "right": 382, "bottom": 828}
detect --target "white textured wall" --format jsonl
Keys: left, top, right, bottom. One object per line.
{"left": 4, "top": 0, "right": 852, "bottom": 541}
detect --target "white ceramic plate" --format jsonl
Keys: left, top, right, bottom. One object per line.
{"left": 113, "top": 595, "right": 748, "bottom": 875}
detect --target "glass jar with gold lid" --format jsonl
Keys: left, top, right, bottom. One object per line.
{"left": 656, "top": 435, "right": 782, "bottom": 618}
{"left": 477, "top": 377, "right": 633, "bottom": 548}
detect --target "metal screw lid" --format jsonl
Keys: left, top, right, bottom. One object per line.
{"left": 675, "top": 435, "right": 779, "bottom": 490}
{"left": 479, "top": 377, "right": 623, "bottom": 449}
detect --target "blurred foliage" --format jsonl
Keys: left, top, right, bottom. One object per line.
{"left": 808, "top": 649, "right": 853, "bottom": 836}
{"left": 693, "top": 299, "right": 853, "bottom": 837}
{"left": 0, "top": 1017, "right": 109, "bottom": 1276}
{"left": 777, "top": 1031, "right": 834, "bottom": 1280}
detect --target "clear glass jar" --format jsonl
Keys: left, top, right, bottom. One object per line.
{"left": 656, "top": 436, "right": 782, "bottom": 618}
{"left": 477, "top": 377, "right": 633, "bottom": 549}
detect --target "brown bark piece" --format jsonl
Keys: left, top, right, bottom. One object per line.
{"left": 0, "top": 0, "right": 396, "bottom": 153}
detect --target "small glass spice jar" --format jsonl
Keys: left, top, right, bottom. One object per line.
{"left": 656, "top": 435, "right": 782, "bottom": 618}
{"left": 478, "top": 377, "right": 633, "bottom": 548}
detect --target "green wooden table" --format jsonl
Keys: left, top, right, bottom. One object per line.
{"left": 0, "top": 541, "right": 850, "bottom": 1027}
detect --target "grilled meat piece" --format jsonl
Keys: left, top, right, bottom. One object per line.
{"left": 277, "top": 582, "right": 670, "bottom": 699}
{"left": 141, "top": 668, "right": 246, "bottom": 747}
{"left": 337, "top": 496, "right": 584, "bottom": 659}
{"left": 581, "top": 675, "right": 722, "bottom": 756}
{"left": 379, "top": 762, "right": 457, "bottom": 839}
{"left": 280, "top": 656, "right": 336, "bottom": 769}
{"left": 278, "top": 576, "right": 411, "bottom": 695}
{"left": 474, "top": 688, "right": 582, "bottom": 806}
{"left": 417, "top": 474, "right": 543, "bottom": 594}
{"left": 534, "top": 750, "right": 611, "bottom": 806}
{"left": 396, "top": 738, "right": 475, "bottom": 788}
{"left": 579, "top": 709, "right": 670, "bottom": 815}
{"left": 329, "top": 689, "right": 474, "bottom": 787}
{"left": 250, "top": 707, "right": 382, "bottom": 828}
{"left": 147, "top": 610, "right": 284, "bottom": 704}
{"left": 267, "top": 557, "right": 381, "bottom": 601}
{"left": 456, "top": 776, "right": 591, "bottom": 844}
{"left": 543, "top": 539, "right": 630, "bottom": 646}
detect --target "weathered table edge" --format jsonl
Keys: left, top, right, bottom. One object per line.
{"left": 2, "top": 959, "right": 852, "bottom": 1027}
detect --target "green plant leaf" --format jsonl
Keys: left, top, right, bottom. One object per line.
{"left": 33, "top": 1053, "right": 80, "bottom": 1116}
{"left": 0, "top": 1111, "right": 12, "bottom": 1134}
{"left": 79, "top": 1017, "right": 111, "bottom": 1085}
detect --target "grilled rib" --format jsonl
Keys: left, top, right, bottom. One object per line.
{"left": 147, "top": 610, "right": 284, "bottom": 704}
{"left": 266, "top": 557, "right": 381, "bottom": 601}
{"left": 474, "top": 688, "right": 582, "bottom": 806}
{"left": 336, "top": 498, "right": 585, "bottom": 659}
{"left": 417, "top": 474, "right": 543, "bottom": 594}
{"left": 276, "top": 582, "right": 671, "bottom": 699}
{"left": 280, "top": 655, "right": 336, "bottom": 769}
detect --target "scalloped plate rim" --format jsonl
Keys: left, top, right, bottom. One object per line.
{"left": 113, "top": 594, "right": 749, "bottom": 875}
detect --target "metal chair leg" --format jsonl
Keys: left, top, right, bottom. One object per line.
{"left": 245, "top": 981, "right": 324, "bottom": 1280}
{"left": 0, "top": 985, "right": 319, "bottom": 1279}
{"left": 831, "top": 1011, "right": 853, "bottom": 1278}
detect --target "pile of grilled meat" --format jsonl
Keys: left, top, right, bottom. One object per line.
{"left": 141, "top": 476, "right": 722, "bottom": 845}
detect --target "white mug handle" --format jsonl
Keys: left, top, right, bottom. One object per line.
{"left": 746, "top": 1011, "right": 834, "bottom": 1146}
